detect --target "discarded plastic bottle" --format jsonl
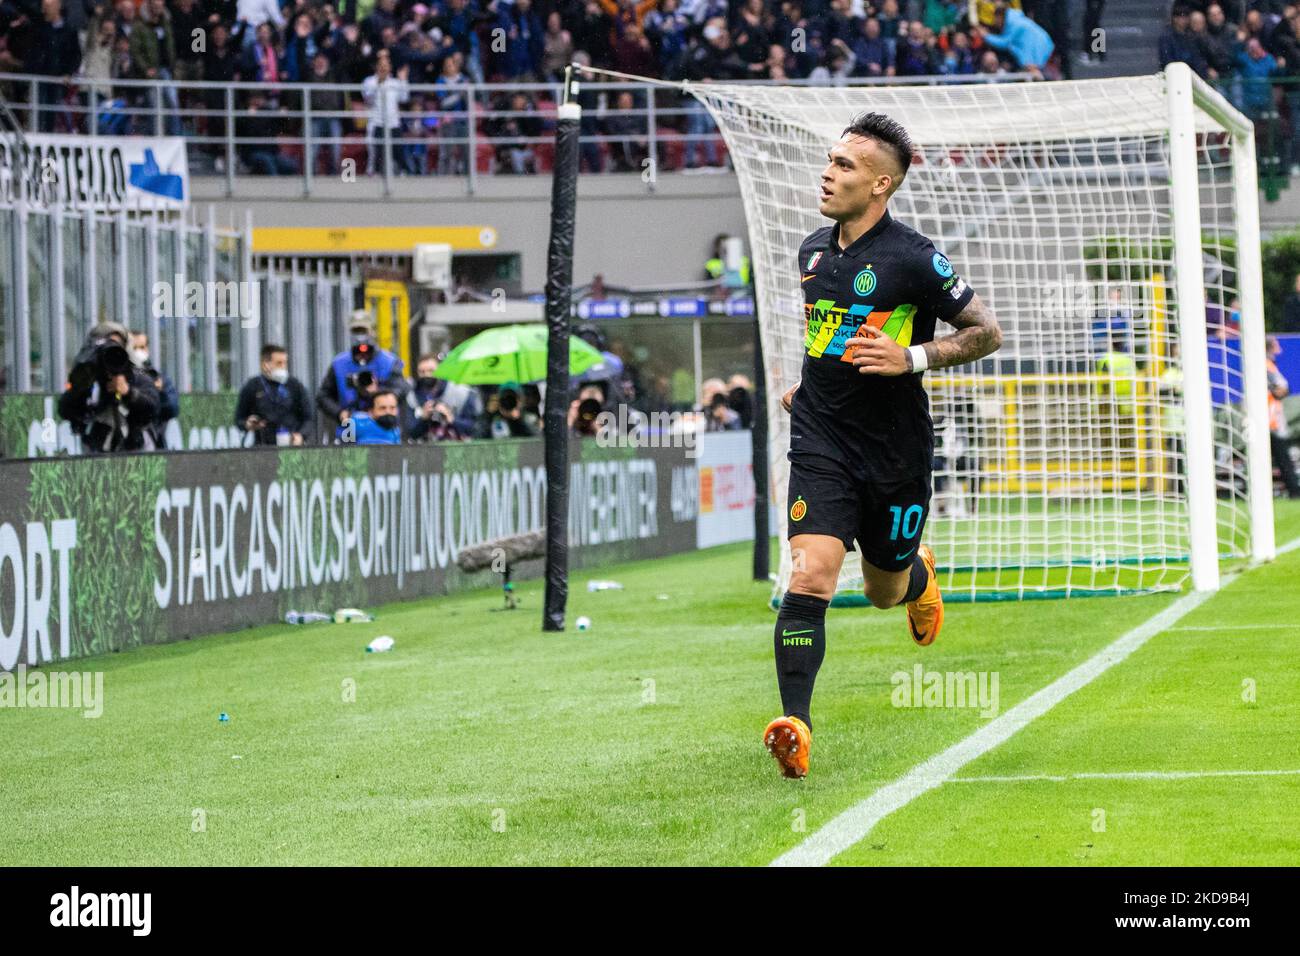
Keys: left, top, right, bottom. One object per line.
{"left": 285, "top": 611, "right": 332, "bottom": 625}
{"left": 366, "top": 636, "right": 395, "bottom": 653}
{"left": 586, "top": 580, "right": 624, "bottom": 592}
{"left": 334, "top": 608, "right": 375, "bottom": 623}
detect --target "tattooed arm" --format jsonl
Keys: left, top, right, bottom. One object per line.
{"left": 912, "top": 292, "right": 1002, "bottom": 371}
{"left": 846, "top": 292, "right": 1002, "bottom": 377}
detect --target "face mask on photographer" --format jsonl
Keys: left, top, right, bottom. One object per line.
{"left": 374, "top": 414, "right": 399, "bottom": 430}
{"left": 267, "top": 367, "right": 289, "bottom": 385}
{"left": 131, "top": 348, "right": 149, "bottom": 367}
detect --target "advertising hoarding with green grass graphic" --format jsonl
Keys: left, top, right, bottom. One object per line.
{"left": 0, "top": 439, "right": 697, "bottom": 670}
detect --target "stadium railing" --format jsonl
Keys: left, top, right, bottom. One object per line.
{"left": 0, "top": 71, "right": 1033, "bottom": 198}
{"left": 0, "top": 196, "right": 257, "bottom": 394}
{"left": 0, "top": 189, "right": 369, "bottom": 403}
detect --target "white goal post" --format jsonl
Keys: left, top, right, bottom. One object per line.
{"left": 685, "top": 64, "right": 1274, "bottom": 605}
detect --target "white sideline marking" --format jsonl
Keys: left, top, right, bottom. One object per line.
{"left": 769, "top": 535, "right": 1300, "bottom": 868}
{"left": 951, "top": 769, "right": 1300, "bottom": 784}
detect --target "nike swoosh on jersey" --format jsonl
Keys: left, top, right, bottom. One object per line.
{"left": 895, "top": 548, "right": 916, "bottom": 561}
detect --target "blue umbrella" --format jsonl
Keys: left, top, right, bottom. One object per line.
{"left": 577, "top": 351, "right": 625, "bottom": 384}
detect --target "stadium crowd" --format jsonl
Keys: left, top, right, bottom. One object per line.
{"left": 2, "top": 0, "right": 1064, "bottom": 174}
{"left": 1158, "top": 2, "right": 1300, "bottom": 173}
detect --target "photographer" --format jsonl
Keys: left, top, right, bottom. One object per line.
{"left": 476, "top": 381, "right": 538, "bottom": 439}
{"left": 58, "top": 322, "right": 161, "bottom": 454}
{"left": 129, "top": 329, "right": 179, "bottom": 448}
{"left": 316, "top": 316, "right": 407, "bottom": 441}
{"left": 726, "top": 373, "right": 755, "bottom": 429}
{"left": 708, "top": 391, "right": 743, "bottom": 431}
{"left": 235, "top": 344, "right": 314, "bottom": 446}
{"left": 407, "top": 352, "right": 481, "bottom": 442}
{"left": 348, "top": 389, "right": 403, "bottom": 445}
{"left": 574, "top": 323, "right": 633, "bottom": 406}
{"left": 701, "top": 377, "right": 741, "bottom": 432}
{"left": 568, "top": 382, "right": 608, "bottom": 438}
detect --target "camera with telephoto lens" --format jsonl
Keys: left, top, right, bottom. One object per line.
{"left": 498, "top": 387, "right": 520, "bottom": 413}
{"left": 576, "top": 397, "right": 603, "bottom": 424}
{"left": 346, "top": 369, "right": 375, "bottom": 393}
{"left": 69, "top": 335, "right": 132, "bottom": 392}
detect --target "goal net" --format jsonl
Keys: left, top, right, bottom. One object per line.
{"left": 686, "top": 66, "right": 1274, "bottom": 605}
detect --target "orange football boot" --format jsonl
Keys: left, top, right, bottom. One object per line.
{"left": 905, "top": 544, "right": 943, "bottom": 647}
{"left": 763, "top": 715, "right": 812, "bottom": 779}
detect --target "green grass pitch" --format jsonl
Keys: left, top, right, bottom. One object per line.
{"left": 3, "top": 501, "right": 1298, "bottom": 866}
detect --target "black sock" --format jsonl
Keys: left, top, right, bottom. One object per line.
{"left": 900, "top": 553, "right": 929, "bottom": 605}
{"left": 774, "top": 591, "right": 828, "bottom": 730}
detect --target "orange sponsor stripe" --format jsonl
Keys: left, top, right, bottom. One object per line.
{"left": 838, "top": 312, "right": 891, "bottom": 363}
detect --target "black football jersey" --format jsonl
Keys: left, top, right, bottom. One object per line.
{"left": 790, "top": 210, "right": 976, "bottom": 483}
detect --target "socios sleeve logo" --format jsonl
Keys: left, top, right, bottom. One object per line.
{"left": 853, "top": 268, "right": 876, "bottom": 297}
{"left": 932, "top": 253, "right": 954, "bottom": 278}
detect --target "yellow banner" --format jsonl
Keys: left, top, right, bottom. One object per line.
{"left": 252, "top": 225, "right": 498, "bottom": 253}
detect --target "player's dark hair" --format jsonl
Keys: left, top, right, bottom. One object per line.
{"left": 261, "top": 343, "right": 286, "bottom": 362}
{"left": 842, "top": 112, "right": 914, "bottom": 191}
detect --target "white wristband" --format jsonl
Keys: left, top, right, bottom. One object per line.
{"left": 907, "top": 345, "right": 929, "bottom": 373}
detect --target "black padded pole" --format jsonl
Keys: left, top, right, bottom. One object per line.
{"left": 542, "top": 71, "right": 581, "bottom": 632}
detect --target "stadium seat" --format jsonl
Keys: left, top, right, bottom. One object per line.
{"left": 656, "top": 127, "right": 684, "bottom": 171}
{"left": 279, "top": 138, "right": 304, "bottom": 168}
{"left": 535, "top": 141, "right": 555, "bottom": 172}
{"left": 341, "top": 136, "right": 367, "bottom": 172}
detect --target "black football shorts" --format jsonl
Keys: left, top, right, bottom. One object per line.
{"left": 786, "top": 453, "right": 932, "bottom": 573}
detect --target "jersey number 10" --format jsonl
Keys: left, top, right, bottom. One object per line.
{"left": 889, "top": 505, "right": 924, "bottom": 541}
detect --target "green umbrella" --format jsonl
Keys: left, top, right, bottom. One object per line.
{"left": 433, "top": 323, "right": 605, "bottom": 385}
